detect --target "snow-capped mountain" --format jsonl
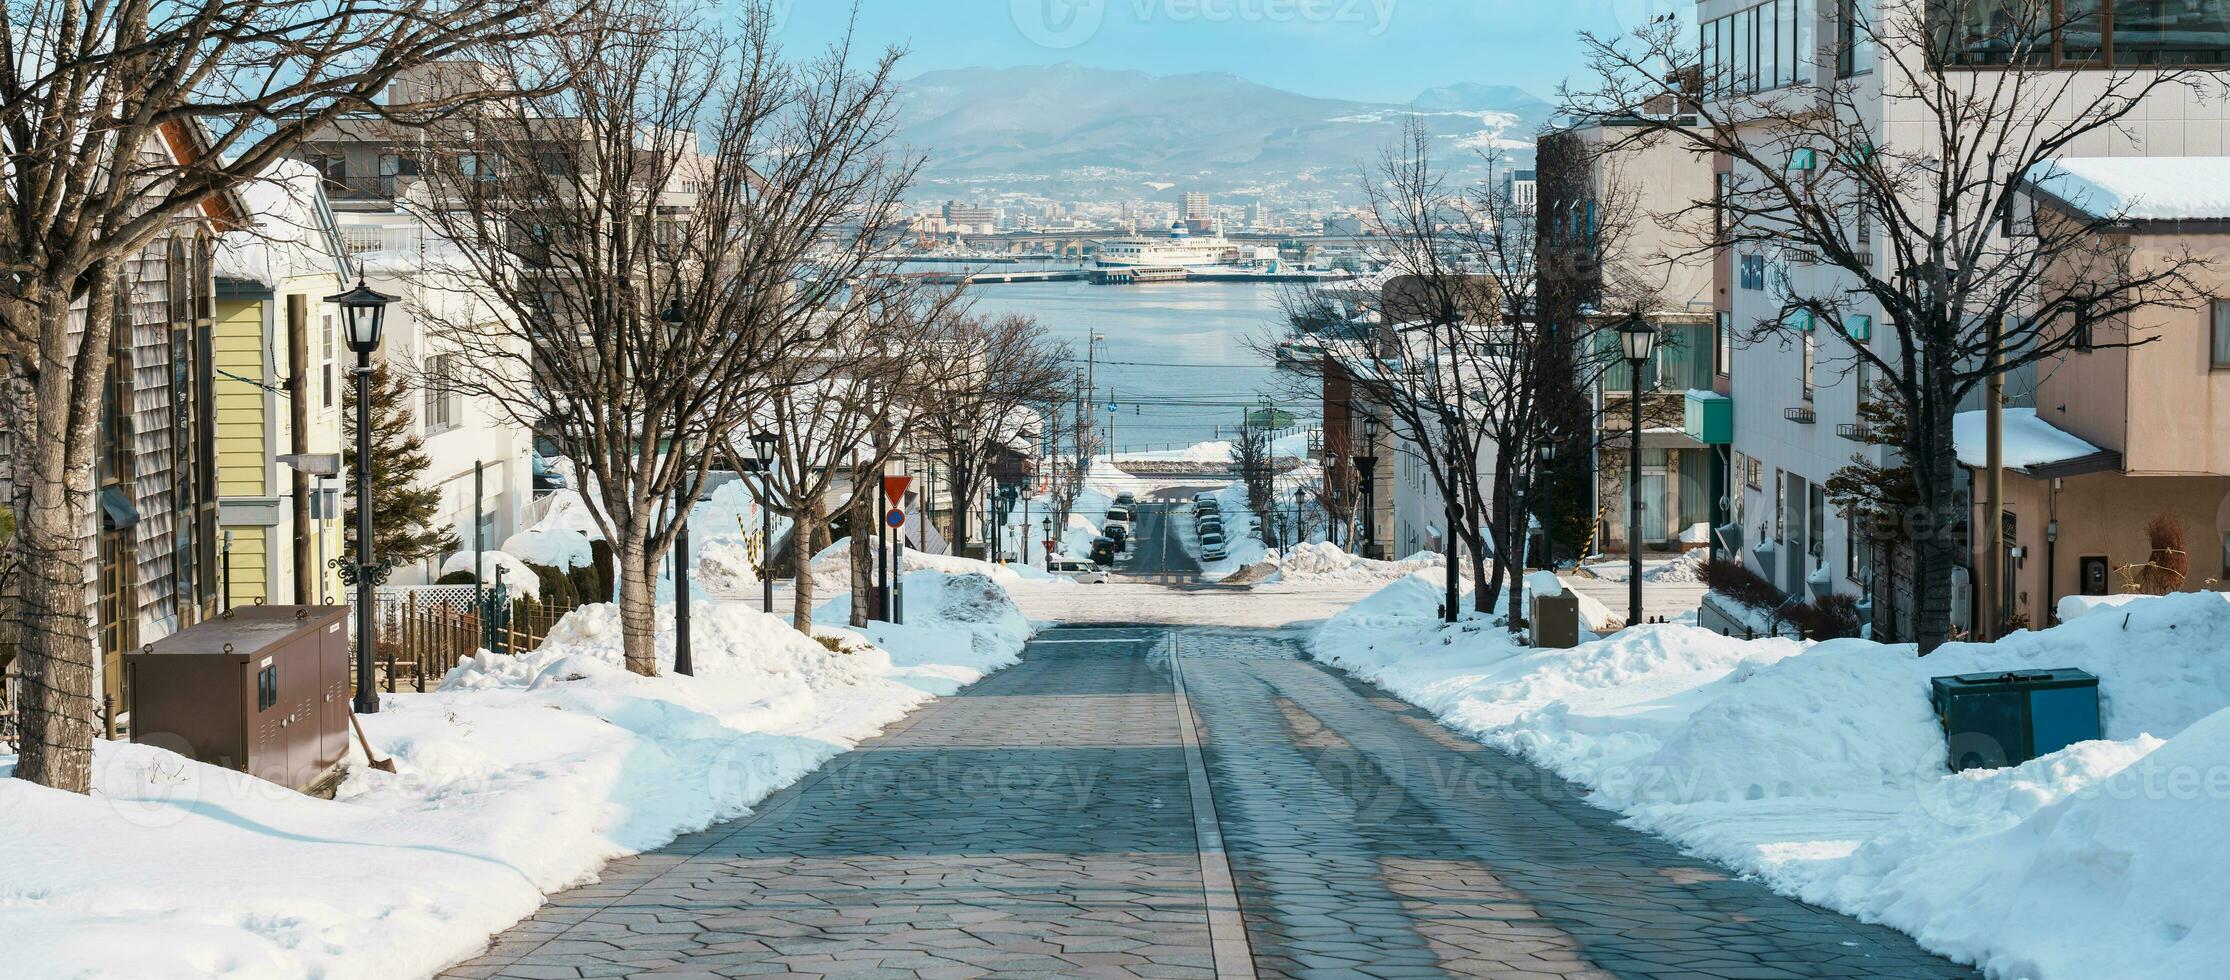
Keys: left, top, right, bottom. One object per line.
{"left": 894, "top": 65, "right": 1549, "bottom": 203}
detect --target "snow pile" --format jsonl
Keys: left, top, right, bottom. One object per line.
{"left": 1646, "top": 549, "right": 1707, "bottom": 583}
{"left": 437, "top": 549, "right": 542, "bottom": 599}
{"left": 813, "top": 570, "right": 1035, "bottom": 689}
{"left": 1312, "top": 583, "right": 2230, "bottom": 979}
{"left": 0, "top": 586, "right": 1031, "bottom": 978}
{"left": 1228, "top": 542, "right": 1446, "bottom": 584}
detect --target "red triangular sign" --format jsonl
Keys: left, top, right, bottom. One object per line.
{"left": 882, "top": 475, "right": 913, "bottom": 505}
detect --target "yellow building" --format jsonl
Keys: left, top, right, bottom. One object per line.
{"left": 212, "top": 160, "right": 349, "bottom": 608}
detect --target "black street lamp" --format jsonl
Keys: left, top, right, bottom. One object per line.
{"left": 1618, "top": 312, "right": 1660, "bottom": 628}
{"left": 750, "top": 431, "right": 778, "bottom": 615}
{"left": 661, "top": 298, "right": 695, "bottom": 677}
{"left": 1354, "top": 416, "right": 1379, "bottom": 559}
{"left": 1041, "top": 517, "right": 1053, "bottom": 572}
{"left": 1537, "top": 441, "right": 1557, "bottom": 571}
{"left": 327, "top": 278, "right": 396, "bottom": 715}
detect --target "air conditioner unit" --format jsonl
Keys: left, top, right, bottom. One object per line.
{"left": 1949, "top": 565, "right": 1973, "bottom": 635}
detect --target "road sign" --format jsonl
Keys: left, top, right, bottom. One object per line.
{"left": 884, "top": 508, "right": 906, "bottom": 529}
{"left": 882, "top": 474, "right": 913, "bottom": 505}
{"left": 1107, "top": 402, "right": 1118, "bottom": 413}
{"left": 1245, "top": 407, "right": 1298, "bottom": 429}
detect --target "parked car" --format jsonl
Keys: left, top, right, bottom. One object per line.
{"left": 1050, "top": 557, "right": 1109, "bottom": 584}
{"left": 1105, "top": 505, "right": 1134, "bottom": 524}
{"left": 1103, "top": 519, "right": 1132, "bottom": 540}
{"left": 1203, "top": 543, "right": 1228, "bottom": 562}
{"left": 1089, "top": 538, "right": 1119, "bottom": 567}
{"left": 1196, "top": 518, "right": 1224, "bottom": 537}
{"left": 1194, "top": 498, "right": 1221, "bottom": 515}
{"left": 1199, "top": 532, "right": 1226, "bottom": 554}
{"left": 1114, "top": 492, "right": 1137, "bottom": 507}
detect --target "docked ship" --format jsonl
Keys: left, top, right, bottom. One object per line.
{"left": 1093, "top": 221, "right": 1238, "bottom": 269}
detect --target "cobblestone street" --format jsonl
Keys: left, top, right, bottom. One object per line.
{"left": 439, "top": 625, "right": 1973, "bottom": 979}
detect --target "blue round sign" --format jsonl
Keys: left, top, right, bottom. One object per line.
{"left": 884, "top": 508, "right": 905, "bottom": 529}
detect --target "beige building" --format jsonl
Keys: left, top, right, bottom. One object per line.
{"left": 1973, "top": 157, "right": 2230, "bottom": 626}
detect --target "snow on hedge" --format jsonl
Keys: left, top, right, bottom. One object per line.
{"left": 0, "top": 573, "right": 1032, "bottom": 979}
{"left": 1313, "top": 576, "right": 2230, "bottom": 979}
{"left": 436, "top": 548, "right": 541, "bottom": 599}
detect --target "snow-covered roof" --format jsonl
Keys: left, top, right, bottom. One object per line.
{"left": 2024, "top": 157, "right": 2230, "bottom": 223}
{"left": 215, "top": 158, "right": 351, "bottom": 287}
{"left": 1953, "top": 407, "right": 2111, "bottom": 474}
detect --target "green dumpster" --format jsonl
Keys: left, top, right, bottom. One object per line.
{"left": 1930, "top": 669, "right": 2101, "bottom": 772}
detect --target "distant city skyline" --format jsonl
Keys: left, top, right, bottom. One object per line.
{"left": 773, "top": 0, "right": 1684, "bottom": 105}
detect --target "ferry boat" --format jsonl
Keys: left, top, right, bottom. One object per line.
{"left": 1093, "top": 221, "right": 1236, "bottom": 269}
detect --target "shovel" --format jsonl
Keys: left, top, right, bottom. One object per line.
{"left": 349, "top": 711, "right": 398, "bottom": 773}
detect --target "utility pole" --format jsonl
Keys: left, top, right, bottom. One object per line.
{"left": 1983, "top": 315, "right": 2005, "bottom": 641}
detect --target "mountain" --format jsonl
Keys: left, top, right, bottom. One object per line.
{"left": 1409, "top": 83, "right": 1552, "bottom": 116}
{"left": 893, "top": 65, "right": 1550, "bottom": 203}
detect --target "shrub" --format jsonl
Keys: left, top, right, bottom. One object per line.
{"left": 435, "top": 569, "right": 476, "bottom": 586}
{"left": 2139, "top": 512, "right": 2189, "bottom": 595}
{"left": 589, "top": 538, "right": 615, "bottom": 602}
{"left": 1784, "top": 593, "right": 1862, "bottom": 640}
{"left": 522, "top": 561, "right": 577, "bottom": 609}
{"left": 1700, "top": 557, "right": 1781, "bottom": 611}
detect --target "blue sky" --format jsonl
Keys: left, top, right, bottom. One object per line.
{"left": 772, "top": 0, "right": 1680, "bottom": 105}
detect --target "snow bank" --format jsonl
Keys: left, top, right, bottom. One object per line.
{"left": 0, "top": 582, "right": 1032, "bottom": 978}
{"left": 1254, "top": 541, "right": 1445, "bottom": 583}
{"left": 814, "top": 569, "right": 1035, "bottom": 679}
{"left": 809, "top": 537, "right": 1057, "bottom": 594}
{"left": 1312, "top": 583, "right": 2230, "bottom": 979}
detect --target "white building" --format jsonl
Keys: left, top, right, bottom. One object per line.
{"left": 1699, "top": 0, "right": 2230, "bottom": 634}
{"left": 344, "top": 214, "right": 536, "bottom": 584}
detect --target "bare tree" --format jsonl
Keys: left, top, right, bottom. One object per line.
{"left": 1565, "top": 0, "right": 2215, "bottom": 650}
{"left": 0, "top": 0, "right": 560, "bottom": 791}
{"left": 913, "top": 313, "right": 1073, "bottom": 559}
{"left": 406, "top": 1, "right": 931, "bottom": 673}
{"left": 1039, "top": 377, "right": 1100, "bottom": 553}
{"left": 740, "top": 301, "right": 950, "bottom": 634}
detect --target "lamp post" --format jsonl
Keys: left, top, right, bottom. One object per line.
{"left": 1618, "top": 312, "right": 1660, "bottom": 628}
{"left": 1356, "top": 416, "right": 1379, "bottom": 559}
{"left": 750, "top": 431, "right": 778, "bottom": 616}
{"left": 1292, "top": 486, "right": 1307, "bottom": 550}
{"left": 661, "top": 298, "right": 694, "bottom": 676}
{"left": 1537, "top": 441, "right": 1557, "bottom": 571}
{"left": 327, "top": 278, "right": 396, "bottom": 715}
{"left": 1041, "top": 518, "right": 1053, "bottom": 572}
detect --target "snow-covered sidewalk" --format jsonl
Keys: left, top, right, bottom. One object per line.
{"left": 0, "top": 570, "right": 1031, "bottom": 979}
{"left": 1311, "top": 573, "right": 2230, "bottom": 979}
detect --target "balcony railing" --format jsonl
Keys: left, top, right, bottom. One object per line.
{"left": 1784, "top": 406, "right": 1817, "bottom": 425}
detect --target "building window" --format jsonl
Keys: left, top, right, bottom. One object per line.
{"left": 2073, "top": 300, "right": 2096, "bottom": 352}
{"left": 1937, "top": 1, "right": 2225, "bottom": 68}
{"left": 1714, "top": 172, "right": 1733, "bottom": 244}
{"left": 1802, "top": 332, "right": 1817, "bottom": 401}
{"left": 321, "top": 313, "right": 336, "bottom": 408}
{"left": 1847, "top": 528, "right": 1868, "bottom": 581}
{"left": 2212, "top": 300, "right": 2230, "bottom": 369}
{"left": 1809, "top": 482, "right": 1827, "bottom": 559}
{"left": 423, "top": 354, "right": 462, "bottom": 433}
{"left": 1715, "top": 310, "right": 1734, "bottom": 377}
{"left": 1739, "top": 254, "right": 1767, "bottom": 290}
{"left": 1704, "top": 0, "right": 1808, "bottom": 98}
{"left": 1839, "top": 0, "right": 1877, "bottom": 77}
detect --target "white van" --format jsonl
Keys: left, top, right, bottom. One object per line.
{"left": 1049, "top": 558, "right": 1109, "bottom": 584}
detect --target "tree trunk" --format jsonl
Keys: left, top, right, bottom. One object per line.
{"left": 1911, "top": 402, "right": 1961, "bottom": 653}
{"left": 15, "top": 294, "right": 106, "bottom": 793}
{"left": 949, "top": 462, "right": 973, "bottom": 558}
{"left": 616, "top": 530, "right": 659, "bottom": 676}
{"left": 789, "top": 498, "right": 821, "bottom": 633}
{"left": 849, "top": 465, "right": 875, "bottom": 628}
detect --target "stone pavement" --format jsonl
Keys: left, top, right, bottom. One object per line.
{"left": 439, "top": 626, "right": 1975, "bottom": 979}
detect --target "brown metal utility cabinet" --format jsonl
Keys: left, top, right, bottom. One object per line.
{"left": 125, "top": 605, "right": 352, "bottom": 792}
